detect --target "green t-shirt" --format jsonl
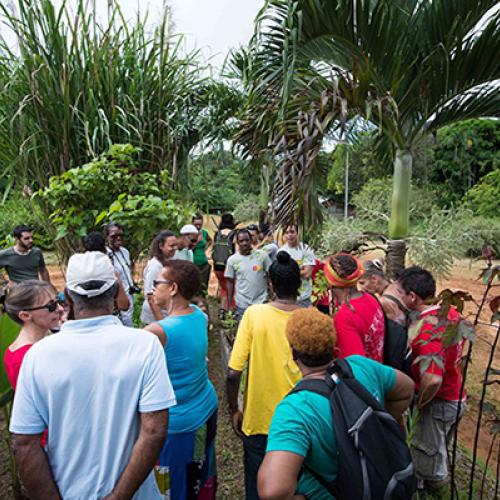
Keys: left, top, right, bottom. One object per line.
{"left": 193, "top": 228, "right": 209, "bottom": 266}
{"left": 0, "top": 247, "right": 45, "bottom": 283}
{"left": 266, "top": 355, "right": 396, "bottom": 499}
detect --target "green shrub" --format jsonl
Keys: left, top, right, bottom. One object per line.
{"left": 233, "top": 194, "right": 263, "bottom": 223}
{"left": 408, "top": 207, "right": 500, "bottom": 277}
{"left": 37, "top": 144, "right": 192, "bottom": 262}
{"left": 0, "top": 194, "right": 51, "bottom": 250}
{"left": 351, "top": 177, "right": 438, "bottom": 225}
{"left": 464, "top": 169, "right": 500, "bottom": 218}
{"left": 313, "top": 217, "right": 383, "bottom": 257}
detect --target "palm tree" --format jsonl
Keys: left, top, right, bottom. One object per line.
{"left": 237, "top": 0, "right": 500, "bottom": 274}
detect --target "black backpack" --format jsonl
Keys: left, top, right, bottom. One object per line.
{"left": 383, "top": 316, "right": 413, "bottom": 377}
{"left": 289, "top": 359, "right": 416, "bottom": 500}
{"left": 211, "top": 231, "right": 234, "bottom": 270}
{"left": 372, "top": 294, "right": 413, "bottom": 377}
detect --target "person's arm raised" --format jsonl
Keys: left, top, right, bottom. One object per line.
{"left": 115, "top": 277, "right": 130, "bottom": 311}
{"left": 103, "top": 410, "right": 168, "bottom": 499}
{"left": 147, "top": 294, "right": 164, "bottom": 321}
{"left": 12, "top": 433, "right": 61, "bottom": 499}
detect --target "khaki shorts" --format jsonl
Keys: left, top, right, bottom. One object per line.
{"left": 411, "top": 399, "right": 465, "bottom": 482}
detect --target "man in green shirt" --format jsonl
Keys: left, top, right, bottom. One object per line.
{"left": 192, "top": 214, "right": 212, "bottom": 294}
{"left": 0, "top": 225, "right": 51, "bottom": 284}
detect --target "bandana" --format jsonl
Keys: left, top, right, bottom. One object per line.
{"left": 324, "top": 254, "right": 364, "bottom": 287}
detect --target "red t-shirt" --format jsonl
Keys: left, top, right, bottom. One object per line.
{"left": 4, "top": 344, "right": 48, "bottom": 446}
{"left": 4, "top": 344, "right": 33, "bottom": 389}
{"left": 411, "top": 306, "right": 464, "bottom": 401}
{"left": 334, "top": 293, "right": 385, "bottom": 362}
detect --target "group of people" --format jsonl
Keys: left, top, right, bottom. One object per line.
{"left": 0, "top": 217, "right": 467, "bottom": 499}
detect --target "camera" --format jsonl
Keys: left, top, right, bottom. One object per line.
{"left": 129, "top": 285, "right": 142, "bottom": 295}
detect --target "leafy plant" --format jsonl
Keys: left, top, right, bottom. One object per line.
{"left": 0, "top": 193, "right": 51, "bottom": 250}
{"left": 431, "top": 119, "right": 500, "bottom": 206}
{"left": 234, "top": 0, "right": 500, "bottom": 276}
{"left": 233, "top": 194, "right": 263, "bottom": 223}
{"left": 464, "top": 169, "right": 500, "bottom": 219}
{"left": 0, "top": 0, "right": 237, "bottom": 196}
{"left": 37, "top": 144, "right": 192, "bottom": 262}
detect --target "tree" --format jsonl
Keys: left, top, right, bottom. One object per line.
{"left": 431, "top": 119, "right": 500, "bottom": 206}
{"left": 236, "top": 0, "right": 500, "bottom": 275}
{"left": 0, "top": 0, "right": 241, "bottom": 195}
{"left": 37, "top": 144, "right": 191, "bottom": 262}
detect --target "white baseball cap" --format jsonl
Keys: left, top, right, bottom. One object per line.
{"left": 180, "top": 224, "right": 198, "bottom": 235}
{"left": 66, "top": 252, "right": 117, "bottom": 298}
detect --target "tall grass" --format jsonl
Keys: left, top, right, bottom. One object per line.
{"left": 0, "top": 0, "right": 216, "bottom": 193}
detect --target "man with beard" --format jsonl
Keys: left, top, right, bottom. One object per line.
{"left": 0, "top": 225, "right": 51, "bottom": 284}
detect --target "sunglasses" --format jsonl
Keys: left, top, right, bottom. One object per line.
{"left": 153, "top": 279, "right": 174, "bottom": 288}
{"left": 110, "top": 234, "right": 124, "bottom": 240}
{"left": 24, "top": 298, "right": 64, "bottom": 313}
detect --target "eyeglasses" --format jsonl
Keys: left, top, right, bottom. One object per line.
{"left": 109, "top": 234, "right": 124, "bottom": 240}
{"left": 153, "top": 279, "right": 174, "bottom": 288}
{"left": 24, "top": 298, "right": 64, "bottom": 313}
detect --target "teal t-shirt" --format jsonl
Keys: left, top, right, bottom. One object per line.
{"left": 266, "top": 355, "right": 396, "bottom": 499}
{"left": 158, "top": 306, "right": 218, "bottom": 433}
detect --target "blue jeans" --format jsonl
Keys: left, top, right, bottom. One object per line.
{"left": 241, "top": 433, "right": 268, "bottom": 499}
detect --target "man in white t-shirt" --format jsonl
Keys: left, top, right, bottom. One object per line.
{"left": 10, "top": 252, "right": 176, "bottom": 499}
{"left": 279, "top": 224, "right": 315, "bottom": 307}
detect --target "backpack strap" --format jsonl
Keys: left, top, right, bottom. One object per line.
{"left": 382, "top": 293, "right": 410, "bottom": 316}
{"left": 329, "top": 359, "right": 386, "bottom": 412}
{"left": 288, "top": 378, "right": 332, "bottom": 399}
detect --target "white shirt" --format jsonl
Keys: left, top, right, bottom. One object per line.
{"left": 10, "top": 316, "right": 176, "bottom": 500}
{"left": 141, "top": 258, "right": 165, "bottom": 324}
{"left": 279, "top": 243, "right": 315, "bottom": 302}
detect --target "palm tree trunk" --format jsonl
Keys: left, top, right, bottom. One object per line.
{"left": 386, "top": 149, "right": 412, "bottom": 277}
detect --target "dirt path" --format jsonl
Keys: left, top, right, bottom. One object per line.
{"left": 206, "top": 299, "right": 245, "bottom": 498}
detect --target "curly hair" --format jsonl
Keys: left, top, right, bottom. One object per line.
{"left": 329, "top": 253, "right": 358, "bottom": 278}
{"left": 164, "top": 259, "right": 201, "bottom": 300}
{"left": 286, "top": 308, "right": 337, "bottom": 367}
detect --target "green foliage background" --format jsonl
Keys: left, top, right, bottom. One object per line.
{"left": 37, "top": 144, "right": 192, "bottom": 262}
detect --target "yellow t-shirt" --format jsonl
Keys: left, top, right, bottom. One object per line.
{"left": 228, "top": 303, "right": 302, "bottom": 436}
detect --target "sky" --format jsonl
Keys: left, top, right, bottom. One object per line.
{"left": 0, "top": 0, "right": 264, "bottom": 69}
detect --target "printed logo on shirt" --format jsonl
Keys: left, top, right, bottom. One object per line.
{"left": 252, "top": 265, "right": 263, "bottom": 272}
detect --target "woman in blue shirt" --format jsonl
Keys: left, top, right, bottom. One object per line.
{"left": 146, "top": 259, "right": 218, "bottom": 500}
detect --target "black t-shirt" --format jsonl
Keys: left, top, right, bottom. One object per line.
{"left": 0, "top": 247, "right": 45, "bottom": 282}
